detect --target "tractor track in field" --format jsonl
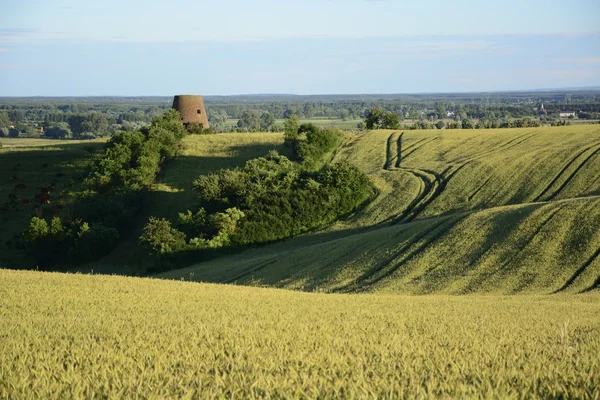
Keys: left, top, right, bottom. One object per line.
{"left": 336, "top": 215, "right": 466, "bottom": 293}
{"left": 533, "top": 142, "right": 600, "bottom": 202}
{"left": 458, "top": 205, "right": 563, "bottom": 294}
{"left": 222, "top": 258, "right": 278, "bottom": 284}
{"left": 581, "top": 275, "right": 600, "bottom": 293}
{"left": 555, "top": 247, "right": 600, "bottom": 293}
{"left": 546, "top": 143, "right": 600, "bottom": 201}
{"left": 384, "top": 132, "right": 540, "bottom": 224}
{"left": 467, "top": 176, "right": 493, "bottom": 202}
{"left": 384, "top": 132, "right": 402, "bottom": 170}
{"left": 401, "top": 137, "right": 439, "bottom": 160}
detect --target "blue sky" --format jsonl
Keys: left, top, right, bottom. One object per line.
{"left": 1, "top": 0, "right": 599, "bottom": 95}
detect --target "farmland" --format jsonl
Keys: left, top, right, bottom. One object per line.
{"left": 1, "top": 269, "right": 599, "bottom": 398}
{"left": 1, "top": 124, "right": 600, "bottom": 398}
{"left": 159, "top": 126, "right": 600, "bottom": 294}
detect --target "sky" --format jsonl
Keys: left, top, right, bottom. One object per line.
{"left": 1, "top": 0, "right": 599, "bottom": 96}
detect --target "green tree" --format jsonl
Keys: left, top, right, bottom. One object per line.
{"left": 381, "top": 112, "right": 401, "bottom": 129}
{"left": 237, "top": 110, "right": 261, "bottom": 131}
{"left": 364, "top": 107, "right": 384, "bottom": 129}
{"left": 283, "top": 114, "right": 300, "bottom": 142}
{"left": 140, "top": 217, "right": 186, "bottom": 254}
{"left": 0, "top": 111, "right": 10, "bottom": 129}
{"left": 44, "top": 123, "right": 72, "bottom": 139}
{"left": 260, "top": 112, "right": 275, "bottom": 131}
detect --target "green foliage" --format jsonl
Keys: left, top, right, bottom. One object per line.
{"left": 44, "top": 123, "right": 72, "bottom": 139}
{"left": 284, "top": 122, "right": 344, "bottom": 169}
{"left": 86, "top": 110, "right": 187, "bottom": 192}
{"left": 140, "top": 217, "right": 187, "bottom": 254}
{"left": 22, "top": 216, "right": 119, "bottom": 267}
{"left": 187, "top": 152, "right": 374, "bottom": 247}
{"left": 260, "top": 112, "right": 275, "bottom": 131}
{"left": 0, "top": 111, "right": 10, "bottom": 129}
{"left": 283, "top": 114, "right": 300, "bottom": 142}
{"left": 237, "top": 110, "right": 262, "bottom": 131}
{"left": 364, "top": 107, "right": 402, "bottom": 129}
{"left": 141, "top": 207, "right": 246, "bottom": 254}
{"left": 18, "top": 109, "right": 188, "bottom": 268}
{"left": 68, "top": 113, "right": 109, "bottom": 138}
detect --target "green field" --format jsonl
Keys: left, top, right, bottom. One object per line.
{"left": 1, "top": 269, "right": 598, "bottom": 398}
{"left": 157, "top": 126, "right": 600, "bottom": 294}
{"left": 0, "top": 139, "right": 106, "bottom": 268}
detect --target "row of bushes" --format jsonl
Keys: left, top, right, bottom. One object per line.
{"left": 140, "top": 151, "right": 374, "bottom": 257}
{"left": 399, "top": 118, "right": 571, "bottom": 130}
{"left": 22, "top": 110, "right": 188, "bottom": 268}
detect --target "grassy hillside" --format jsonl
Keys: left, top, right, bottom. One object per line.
{"left": 2, "top": 127, "right": 599, "bottom": 295}
{"left": 2, "top": 269, "right": 598, "bottom": 398}
{"left": 0, "top": 139, "right": 106, "bottom": 268}
{"left": 159, "top": 126, "right": 600, "bottom": 294}
{"left": 95, "top": 132, "right": 288, "bottom": 270}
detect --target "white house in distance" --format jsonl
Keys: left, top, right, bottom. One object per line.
{"left": 559, "top": 111, "right": 576, "bottom": 118}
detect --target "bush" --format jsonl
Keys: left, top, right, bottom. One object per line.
{"left": 22, "top": 216, "right": 120, "bottom": 267}
{"left": 364, "top": 107, "right": 402, "bottom": 129}
{"left": 140, "top": 217, "right": 187, "bottom": 255}
{"left": 285, "top": 123, "right": 344, "bottom": 169}
{"left": 186, "top": 153, "right": 374, "bottom": 247}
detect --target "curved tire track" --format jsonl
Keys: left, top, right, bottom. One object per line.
{"left": 533, "top": 142, "right": 600, "bottom": 202}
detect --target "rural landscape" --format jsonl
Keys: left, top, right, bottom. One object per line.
{"left": 2, "top": 0, "right": 600, "bottom": 398}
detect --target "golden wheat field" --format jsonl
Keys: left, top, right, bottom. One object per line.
{"left": 1, "top": 269, "right": 599, "bottom": 399}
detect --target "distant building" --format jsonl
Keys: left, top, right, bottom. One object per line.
{"left": 446, "top": 111, "right": 455, "bottom": 118}
{"left": 539, "top": 103, "right": 547, "bottom": 114}
{"left": 172, "top": 95, "right": 209, "bottom": 128}
{"left": 559, "top": 111, "right": 576, "bottom": 118}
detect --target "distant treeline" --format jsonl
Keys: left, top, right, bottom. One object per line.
{"left": 1, "top": 90, "right": 600, "bottom": 137}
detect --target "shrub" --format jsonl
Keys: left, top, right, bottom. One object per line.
{"left": 140, "top": 217, "right": 187, "bottom": 255}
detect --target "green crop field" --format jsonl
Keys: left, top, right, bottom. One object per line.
{"left": 1, "top": 269, "right": 599, "bottom": 399}
{"left": 159, "top": 126, "right": 600, "bottom": 295}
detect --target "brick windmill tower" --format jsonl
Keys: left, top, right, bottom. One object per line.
{"left": 172, "top": 95, "right": 209, "bottom": 128}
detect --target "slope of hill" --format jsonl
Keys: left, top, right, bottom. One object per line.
{"left": 159, "top": 126, "right": 600, "bottom": 294}
{"left": 2, "top": 269, "right": 598, "bottom": 398}
{"left": 0, "top": 139, "right": 106, "bottom": 269}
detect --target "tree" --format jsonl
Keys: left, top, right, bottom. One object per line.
{"left": 364, "top": 107, "right": 384, "bottom": 129}
{"left": 0, "top": 111, "right": 10, "bottom": 129}
{"left": 381, "top": 112, "right": 401, "bottom": 129}
{"left": 260, "top": 112, "right": 275, "bottom": 131}
{"left": 237, "top": 110, "right": 261, "bottom": 131}
{"left": 208, "top": 110, "right": 228, "bottom": 131}
{"left": 435, "top": 120, "right": 445, "bottom": 130}
{"left": 44, "top": 123, "right": 72, "bottom": 139}
{"left": 8, "top": 128, "right": 19, "bottom": 138}
{"left": 140, "top": 217, "right": 186, "bottom": 254}
{"left": 283, "top": 114, "right": 300, "bottom": 142}
{"left": 364, "top": 107, "right": 401, "bottom": 129}
{"left": 461, "top": 119, "right": 474, "bottom": 129}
